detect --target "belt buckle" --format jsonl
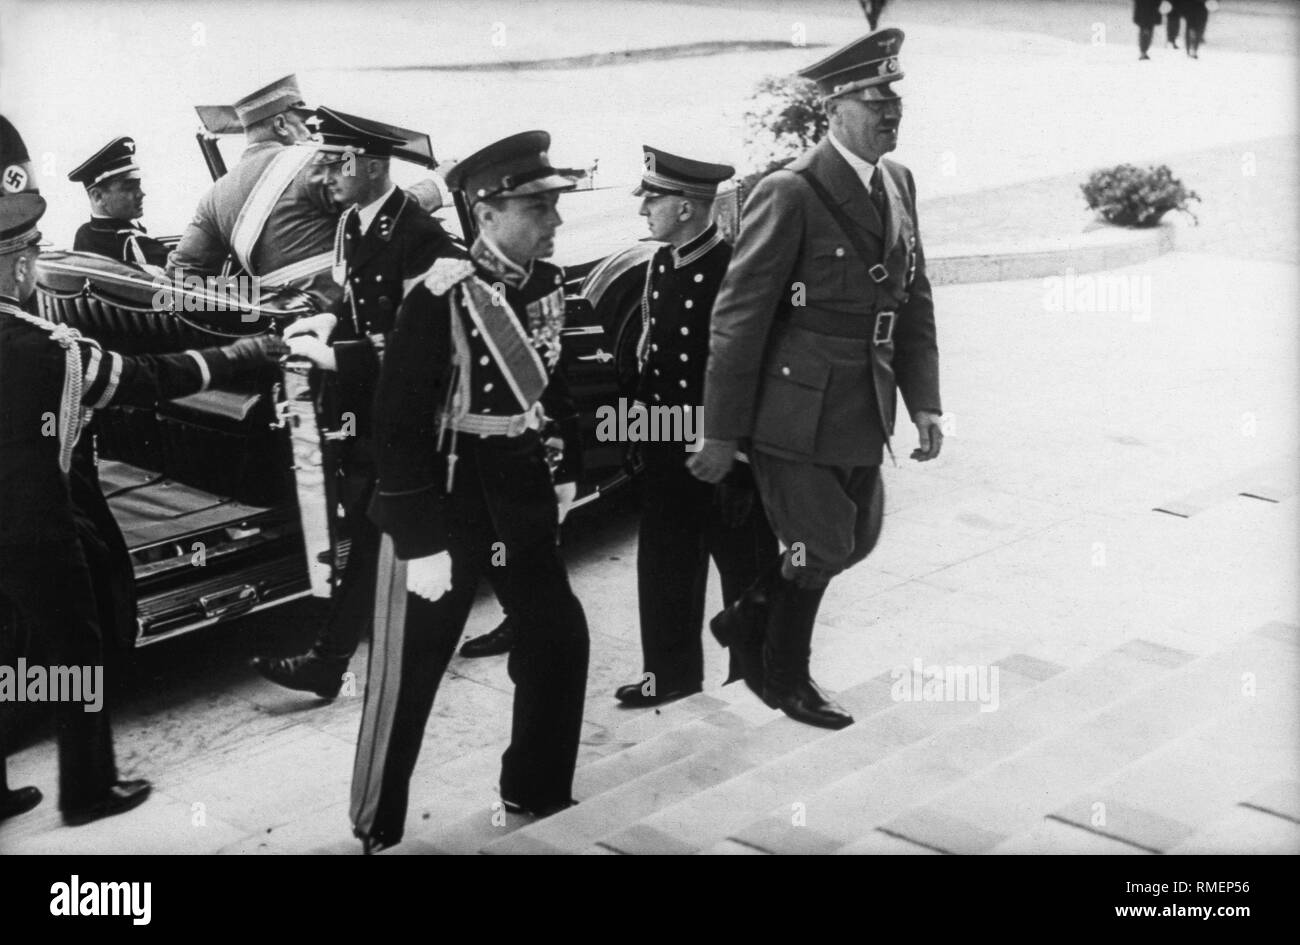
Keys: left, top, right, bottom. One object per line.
{"left": 505, "top": 413, "right": 527, "bottom": 437}
{"left": 873, "top": 310, "right": 896, "bottom": 345}
{"left": 868, "top": 263, "right": 890, "bottom": 284}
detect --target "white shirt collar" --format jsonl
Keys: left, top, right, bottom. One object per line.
{"left": 357, "top": 184, "right": 398, "bottom": 235}
{"left": 828, "top": 132, "right": 877, "bottom": 191}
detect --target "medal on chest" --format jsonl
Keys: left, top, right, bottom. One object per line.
{"left": 526, "top": 287, "right": 565, "bottom": 370}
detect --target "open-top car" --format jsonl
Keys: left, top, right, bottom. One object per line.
{"left": 32, "top": 111, "right": 739, "bottom": 647}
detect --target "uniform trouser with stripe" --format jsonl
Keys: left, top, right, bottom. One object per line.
{"left": 0, "top": 542, "right": 118, "bottom": 811}
{"left": 314, "top": 474, "right": 514, "bottom": 664}
{"left": 350, "top": 433, "right": 589, "bottom": 847}
{"left": 637, "top": 443, "right": 778, "bottom": 690}
{"left": 750, "top": 451, "right": 884, "bottom": 590}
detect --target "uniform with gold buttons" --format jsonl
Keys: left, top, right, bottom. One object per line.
{"left": 615, "top": 146, "right": 777, "bottom": 707}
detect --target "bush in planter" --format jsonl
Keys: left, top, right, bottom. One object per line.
{"left": 738, "top": 74, "right": 827, "bottom": 205}
{"left": 1081, "top": 164, "right": 1200, "bottom": 227}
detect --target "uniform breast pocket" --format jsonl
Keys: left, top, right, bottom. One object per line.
{"left": 753, "top": 344, "right": 831, "bottom": 457}
{"left": 804, "top": 238, "right": 858, "bottom": 302}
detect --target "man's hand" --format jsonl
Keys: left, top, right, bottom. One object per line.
{"left": 408, "top": 176, "right": 448, "bottom": 213}
{"left": 222, "top": 333, "right": 289, "bottom": 367}
{"left": 284, "top": 311, "right": 338, "bottom": 341}
{"left": 687, "top": 438, "right": 738, "bottom": 484}
{"left": 286, "top": 334, "right": 338, "bottom": 372}
{"left": 406, "top": 552, "right": 453, "bottom": 602}
{"left": 910, "top": 411, "right": 944, "bottom": 462}
{"left": 555, "top": 481, "right": 577, "bottom": 524}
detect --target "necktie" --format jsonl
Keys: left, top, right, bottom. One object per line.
{"left": 869, "top": 167, "right": 887, "bottom": 225}
{"left": 344, "top": 206, "right": 362, "bottom": 247}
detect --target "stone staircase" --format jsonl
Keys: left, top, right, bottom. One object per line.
{"left": 389, "top": 620, "right": 1299, "bottom": 855}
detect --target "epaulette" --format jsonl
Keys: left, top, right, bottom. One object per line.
{"left": 423, "top": 257, "right": 475, "bottom": 297}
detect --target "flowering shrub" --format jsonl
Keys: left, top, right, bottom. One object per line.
{"left": 738, "top": 74, "right": 827, "bottom": 204}
{"left": 1080, "top": 164, "right": 1200, "bottom": 227}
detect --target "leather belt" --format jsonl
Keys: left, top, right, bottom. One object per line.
{"left": 448, "top": 401, "right": 544, "bottom": 438}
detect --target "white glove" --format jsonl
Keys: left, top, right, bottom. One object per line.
{"left": 284, "top": 311, "right": 338, "bottom": 341}
{"left": 555, "top": 481, "right": 577, "bottom": 525}
{"left": 406, "top": 552, "right": 453, "bottom": 603}
{"left": 286, "top": 334, "right": 338, "bottom": 372}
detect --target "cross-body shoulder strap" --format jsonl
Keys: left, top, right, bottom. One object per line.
{"left": 792, "top": 167, "right": 879, "bottom": 277}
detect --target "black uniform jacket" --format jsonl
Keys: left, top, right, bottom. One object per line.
{"left": 368, "top": 238, "right": 581, "bottom": 561}
{"left": 73, "top": 216, "right": 170, "bottom": 268}
{"left": 633, "top": 222, "right": 732, "bottom": 411}
{"left": 328, "top": 187, "right": 457, "bottom": 447}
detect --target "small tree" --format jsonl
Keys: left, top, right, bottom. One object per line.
{"left": 738, "top": 74, "right": 827, "bottom": 204}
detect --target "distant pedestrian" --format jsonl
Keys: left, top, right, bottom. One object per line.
{"left": 1134, "top": 0, "right": 1163, "bottom": 60}
{"left": 1165, "top": 0, "right": 1183, "bottom": 49}
{"left": 857, "top": 0, "right": 890, "bottom": 31}
{"left": 1182, "top": 0, "right": 1209, "bottom": 58}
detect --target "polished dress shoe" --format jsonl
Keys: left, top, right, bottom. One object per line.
{"left": 63, "top": 779, "right": 152, "bottom": 827}
{"left": 251, "top": 652, "right": 347, "bottom": 699}
{"left": 614, "top": 681, "right": 700, "bottom": 708}
{"left": 0, "top": 785, "right": 43, "bottom": 822}
{"left": 763, "top": 678, "right": 854, "bottom": 730}
{"left": 459, "top": 616, "right": 515, "bottom": 658}
{"left": 502, "top": 797, "right": 578, "bottom": 818}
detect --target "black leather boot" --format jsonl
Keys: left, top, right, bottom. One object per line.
{"left": 709, "top": 559, "right": 782, "bottom": 696}
{"left": 761, "top": 580, "right": 853, "bottom": 730}
{"left": 251, "top": 650, "right": 349, "bottom": 700}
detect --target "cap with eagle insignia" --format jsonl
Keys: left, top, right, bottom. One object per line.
{"left": 310, "top": 106, "right": 408, "bottom": 164}
{"left": 634, "top": 146, "right": 734, "bottom": 201}
{"left": 446, "top": 130, "right": 580, "bottom": 205}
{"left": 798, "top": 28, "right": 905, "bottom": 102}
{"left": 0, "top": 193, "right": 45, "bottom": 255}
{"left": 233, "top": 74, "right": 315, "bottom": 129}
{"left": 67, "top": 137, "right": 141, "bottom": 189}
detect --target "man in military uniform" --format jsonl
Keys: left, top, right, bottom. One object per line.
{"left": 351, "top": 131, "right": 588, "bottom": 852}
{"left": 168, "top": 75, "right": 448, "bottom": 309}
{"left": 613, "top": 146, "right": 777, "bottom": 709}
{"left": 0, "top": 195, "right": 285, "bottom": 824}
{"left": 68, "top": 136, "right": 169, "bottom": 269}
{"left": 250, "top": 107, "right": 458, "bottom": 699}
{"left": 690, "top": 30, "right": 943, "bottom": 731}
{"left": 166, "top": 75, "right": 342, "bottom": 306}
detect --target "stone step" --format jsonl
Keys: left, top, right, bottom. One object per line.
{"left": 977, "top": 817, "right": 1148, "bottom": 855}
{"left": 490, "top": 659, "right": 1047, "bottom": 854}
{"left": 1164, "top": 804, "right": 1300, "bottom": 855}
{"left": 1034, "top": 644, "right": 1298, "bottom": 853}
{"left": 408, "top": 707, "right": 782, "bottom": 853}
{"left": 858, "top": 622, "right": 1296, "bottom": 854}
{"left": 613, "top": 643, "right": 1161, "bottom": 854}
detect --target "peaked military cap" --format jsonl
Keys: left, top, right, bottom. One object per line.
{"left": 234, "top": 74, "right": 314, "bottom": 128}
{"left": 634, "top": 146, "right": 734, "bottom": 201}
{"left": 310, "top": 106, "right": 407, "bottom": 163}
{"left": 68, "top": 136, "right": 141, "bottom": 189}
{"left": 798, "top": 28, "right": 905, "bottom": 102}
{"left": 0, "top": 193, "right": 45, "bottom": 255}
{"left": 446, "top": 130, "right": 579, "bottom": 204}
